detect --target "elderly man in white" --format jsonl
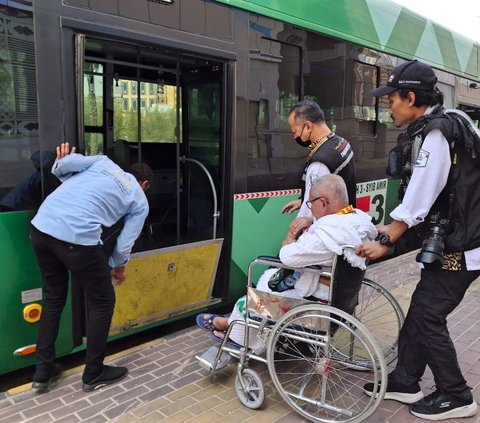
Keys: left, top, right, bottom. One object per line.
{"left": 197, "top": 174, "right": 377, "bottom": 348}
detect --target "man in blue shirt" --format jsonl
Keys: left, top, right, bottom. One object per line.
{"left": 30, "top": 143, "right": 153, "bottom": 393}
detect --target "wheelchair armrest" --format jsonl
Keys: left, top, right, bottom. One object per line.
{"left": 253, "top": 256, "right": 325, "bottom": 275}
{"left": 257, "top": 255, "right": 281, "bottom": 263}
{"left": 305, "top": 265, "right": 323, "bottom": 271}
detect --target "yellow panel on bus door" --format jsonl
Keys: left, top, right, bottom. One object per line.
{"left": 110, "top": 239, "right": 223, "bottom": 335}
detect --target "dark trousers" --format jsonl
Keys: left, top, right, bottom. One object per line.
{"left": 392, "top": 266, "right": 480, "bottom": 399}
{"left": 31, "top": 226, "right": 115, "bottom": 378}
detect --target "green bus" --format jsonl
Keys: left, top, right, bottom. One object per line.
{"left": 1, "top": 0, "right": 479, "bottom": 375}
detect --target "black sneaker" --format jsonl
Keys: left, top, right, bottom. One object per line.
{"left": 82, "top": 365, "right": 128, "bottom": 392}
{"left": 363, "top": 374, "right": 424, "bottom": 404}
{"left": 410, "top": 390, "right": 478, "bottom": 420}
{"left": 32, "top": 363, "right": 63, "bottom": 393}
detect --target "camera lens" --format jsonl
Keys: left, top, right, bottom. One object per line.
{"left": 416, "top": 224, "right": 445, "bottom": 266}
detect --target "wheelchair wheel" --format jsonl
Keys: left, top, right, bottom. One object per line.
{"left": 354, "top": 278, "right": 405, "bottom": 368}
{"left": 235, "top": 368, "right": 265, "bottom": 409}
{"left": 266, "top": 304, "right": 386, "bottom": 423}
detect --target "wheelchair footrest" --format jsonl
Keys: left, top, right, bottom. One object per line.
{"left": 195, "top": 346, "right": 231, "bottom": 371}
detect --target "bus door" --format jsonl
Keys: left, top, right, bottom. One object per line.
{"left": 76, "top": 35, "right": 228, "bottom": 337}
{"left": 181, "top": 70, "right": 223, "bottom": 243}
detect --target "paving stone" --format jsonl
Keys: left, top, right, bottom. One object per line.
{"left": 1, "top": 412, "right": 26, "bottom": 423}
{"left": 34, "top": 385, "right": 77, "bottom": 404}
{"left": 76, "top": 399, "right": 115, "bottom": 420}
{"left": 272, "top": 412, "right": 308, "bottom": 423}
{"left": 131, "top": 396, "right": 172, "bottom": 418}
{"left": 155, "top": 409, "right": 194, "bottom": 422}
{"left": 190, "top": 384, "right": 227, "bottom": 402}
{"left": 50, "top": 399, "right": 91, "bottom": 419}
{"left": 80, "top": 415, "right": 109, "bottom": 423}
{"left": 85, "top": 384, "right": 127, "bottom": 404}
{"left": 23, "top": 398, "right": 64, "bottom": 418}
{"left": 165, "top": 382, "right": 202, "bottom": 402}
{"left": 169, "top": 370, "right": 204, "bottom": 389}
{"left": 144, "top": 372, "right": 176, "bottom": 390}
{"left": 122, "top": 373, "right": 155, "bottom": 390}
{"left": 137, "top": 385, "right": 174, "bottom": 403}
{"left": 103, "top": 398, "right": 142, "bottom": 419}
{"left": 110, "top": 412, "right": 139, "bottom": 423}
{"left": 22, "top": 413, "right": 55, "bottom": 423}
{"left": 135, "top": 411, "right": 167, "bottom": 422}
{"left": 54, "top": 413, "right": 81, "bottom": 422}
{"left": 183, "top": 409, "right": 223, "bottom": 422}
{"left": 157, "top": 399, "right": 191, "bottom": 417}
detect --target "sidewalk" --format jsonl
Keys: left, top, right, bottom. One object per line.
{"left": 1, "top": 251, "right": 480, "bottom": 423}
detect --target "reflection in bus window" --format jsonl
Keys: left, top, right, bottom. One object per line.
{"left": 0, "top": 151, "right": 58, "bottom": 212}
{"left": 0, "top": 4, "right": 41, "bottom": 211}
{"left": 84, "top": 62, "right": 104, "bottom": 155}
{"left": 247, "top": 16, "right": 304, "bottom": 191}
{"left": 352, "top": 62, "right": 377, "bottom": 121}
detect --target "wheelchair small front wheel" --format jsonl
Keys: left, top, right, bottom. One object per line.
{"left": 235, "top": 368, "right": 265, "bottom": 409}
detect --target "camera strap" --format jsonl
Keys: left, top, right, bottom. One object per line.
{"left": 446, "top": 151, "right": 460, "bottom": 223}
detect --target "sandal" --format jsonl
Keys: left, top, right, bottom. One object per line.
{"left": 196, "top": 313, "right": 223, "bottom": 332}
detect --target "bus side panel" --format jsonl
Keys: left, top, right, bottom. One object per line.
{"left": 228, "top": 191, "right": 299, "bottom": 300}
{"left": 385, "top": 179, "right": 401, "bottom": 225}
{"left": 0, "top": 212, "right": 74, "bottom": 374}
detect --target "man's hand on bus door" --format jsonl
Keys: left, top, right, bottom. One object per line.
{"left": 111, "top": 266, "right": 126, "bottom": 286}
{"left": 281, "top": 199, "right": 301, "bottom": 214}
{"left": 55, "top": 142, "right": 76, "bottom": 162}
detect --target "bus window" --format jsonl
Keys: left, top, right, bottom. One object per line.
{"left": 246, "top": 16, "right": 304, "bottom": 192}
{"left": 0, "top": 3, "right": 47, "bottom": 212}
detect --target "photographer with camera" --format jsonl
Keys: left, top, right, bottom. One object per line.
{"left": 357, "top": 60, "right": 480, "bottom": 420}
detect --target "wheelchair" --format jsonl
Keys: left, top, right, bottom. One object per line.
{"left": 196, "top": 246, "right": 403, "bottom": 423}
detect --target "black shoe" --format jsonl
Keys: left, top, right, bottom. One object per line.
{"left": 32, "top": 364, "right": 63, "bottom": 393}
{"left": 410, "top": 390, "right": 478, "bottom": 420}
{"left": 363, "top": 374, "right": 424, "bottom": 404}
{"left": 82, "top": 365, "right": 128, "bottom": 392}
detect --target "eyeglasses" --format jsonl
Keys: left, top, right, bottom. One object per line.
{"left": 306, "top": 196, "right": 329, "bottom": 209}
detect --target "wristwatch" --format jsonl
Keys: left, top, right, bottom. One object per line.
{"left": 376, "top": 234, "right": 395, "bottom": 248}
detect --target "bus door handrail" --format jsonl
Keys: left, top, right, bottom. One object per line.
{"left": 179, "top": 156, "right": 220, "bottom": 239}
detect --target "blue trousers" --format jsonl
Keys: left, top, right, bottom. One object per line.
{"left": 31, "top": 226, "right": 115, "bottom": 378}
{"left": 392, "top": 265, "right": 480, "bottom": 399}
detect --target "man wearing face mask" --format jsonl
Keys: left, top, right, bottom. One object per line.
{"left": 282, "top": 100, "right": 357, "bottom": 237}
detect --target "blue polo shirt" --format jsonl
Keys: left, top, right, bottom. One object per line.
{"left": 31, "top": 154, "right": 149, "bottom": 268}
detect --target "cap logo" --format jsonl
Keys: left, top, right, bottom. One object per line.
{"left": 388, "top": 74, "right": 395, "bottom": 83}
{"left": 399, "top": 79, "right": 420, "bottom": 85}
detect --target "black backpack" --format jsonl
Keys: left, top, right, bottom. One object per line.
{"left": 424, "top": 109, "right": 480, "bottom": 160}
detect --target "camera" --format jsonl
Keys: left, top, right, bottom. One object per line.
{"left": 415, "top": 214, "right": 449, "bottom": 266}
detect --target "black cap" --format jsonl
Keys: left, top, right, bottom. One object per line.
{"left": 370, "top": 60, "right": 438, "bottom": 97}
